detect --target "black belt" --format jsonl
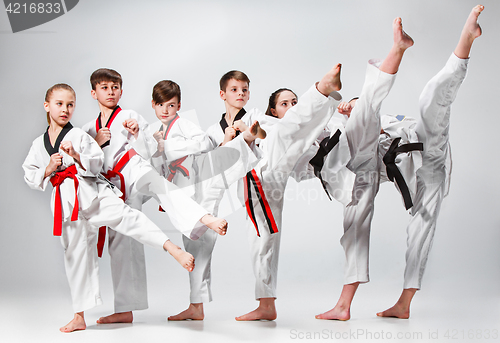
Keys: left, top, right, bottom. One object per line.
{"left": 382, "top": 137, "right": 423, "bottom": 210}
{"left": 309, "top": 129, "right": 342, "bottom": 200}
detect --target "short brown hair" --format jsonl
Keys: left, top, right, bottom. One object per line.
{"left": 45, "top": 83, "right": 76, "bottom": 124}
{"left": 219, "top": 70, "right": 250, "bottom": 91}
{"left": 152, "top": 80, "right": 181, "bottom": 104}
{"left": 90, "top": 68, "right": 122, "bottom": 90}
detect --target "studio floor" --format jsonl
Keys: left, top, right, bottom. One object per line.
{"left": 2, "top": 280, "right": 499, "bottom": 343}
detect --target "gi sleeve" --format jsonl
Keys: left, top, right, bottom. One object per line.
{"left": 74, "top": 130, "right": 105, "bottom": 177}
{"left": 23, "top": 138, "right": 50, "bottom": 191}
{"left": 163, "top": 119, "right": 212, "bottom": 161}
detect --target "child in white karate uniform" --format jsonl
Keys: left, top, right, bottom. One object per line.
{"left": 144, "top": 80, "right": 264, "bottom": 320}
{"left": 23, "top": 84, "right": 195, "bottom": 333}
{"left": 206, "top": 68, "right": 343, "bottom": 321}
{"left": 316, "top": 5, "right": 484, "bottom": 320}
{"left": 82, "top": 69, "right": 228, "bottom": 324}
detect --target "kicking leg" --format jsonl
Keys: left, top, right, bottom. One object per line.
{"left": 344, "top": 16, "right": 413, "bottom": 171}
{"left": 381, "top": 5, "right": 484, "bottom": 318}
{"left": 136, "top": 167, "right": 228, "bottom": 238}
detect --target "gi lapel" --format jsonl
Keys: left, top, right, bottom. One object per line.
{"left": 95, "top": 106, "right": 122, "bottom": 148}
{"left": 219, "top": 108, "right": 246, "bottom": 137}
{"left": 44, "top": 122, "right": 73, "bottom": 156}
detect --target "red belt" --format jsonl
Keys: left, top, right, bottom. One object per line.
{"left": 50, "top": 165, "right": 79, "bottom": 236}
{"left": 97, "top": 149, "right": 137, "bottom": 257}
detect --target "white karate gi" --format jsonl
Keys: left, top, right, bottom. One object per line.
{"left": 207, "top": 85, "right": 342, "bottom": 299}
{"left": 23, "top": 126, "right": 169, "bottom": 313}
{"left": 403, "top": 53, "right": 465, "bottom": 289}
{"left": 291, "top": 113, "right": 355, "bottom": 206}
{"left": 146, "top": 115, "right": 261, "bottom": 303}
{"left": 82, "top": 107, "right": 211, "bottom": 313}
{"left": 341, "top": 54, "right": 463, "bottom": 289}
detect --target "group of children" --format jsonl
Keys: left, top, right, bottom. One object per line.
{"left": 22, "top": 5, "right": 483, "bottom": 332}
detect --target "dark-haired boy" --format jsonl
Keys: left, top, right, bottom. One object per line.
{"left": 82, "top": 68, "right": 228, "bottom": 324}
{"left": 203, "top": 67, "right": 342, "bottom": 321}
{"left": 147, "top": 79, "right": 266, "bottom": 321}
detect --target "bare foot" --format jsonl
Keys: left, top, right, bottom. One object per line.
{"left": 393, "top": 17, "right": 414, "bottom": 51}
{"left": 168, "top": 303, "right": 204, "bottom": 321}
{"left": 97, "top": 311, "right": 133, "bottom": 324}
{"left": 201, "top": 214, "right": 228, "bottom": 236}
{"left": 316, "top": 283, "right": 359, "bottom": 320}
{"left": 315, "top": 305, "right": 350, "bottom": 321}
{"left": 376, "top": 304, "right": 410, "bottom": 319}
{"left": 317, "top": 63, "right": 342, "bottom": 96}
{"left": 455, "top": 5, "right": 483, "bottom": 58}
{"left": 164, "top": 240, "right": 195, "bottom": 272}
{"left": 60, "top": 312, "right": 86, "bottom": 333}
{"left": 377, "top": 288, "right": 416, "bottom": 319}
{"left": 235, "top": 298, "right": 277, "bottom": 321}
{"left": 249, "top": 121, "right": 266, "bottom": 139}
{"left": 465, "top": 5, "right": 484, "bottom": 40}
{"left": 240, "top": 120, "right": 267, "bottom": 143}
{"left": 379, "top": 18, "right": 413, "bottom": 74}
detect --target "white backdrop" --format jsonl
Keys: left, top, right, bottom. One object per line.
{"left": 0, "top": 1, "right": 499, "bottom": 342}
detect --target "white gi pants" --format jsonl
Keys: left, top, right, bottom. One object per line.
{"left": 61, "top": 185, "right": 168, "bottom": 313}
{"left": 341, "top": 60, "right": 397, "bottom": 284}
{"left": 249, "top": 86, "right": 341, "bottom": 299}
{"left": 403, "top": 53, "right": 468, "bottom": 289}
{"left": 182, "top": 137, "right": 260, "bottom": 303}
{"left": 106, "top": 157, "right": 208, "bottom": 312}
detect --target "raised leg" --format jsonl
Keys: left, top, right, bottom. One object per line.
{"left": 382, "top": 5, "right": 483, "bottom": 318}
